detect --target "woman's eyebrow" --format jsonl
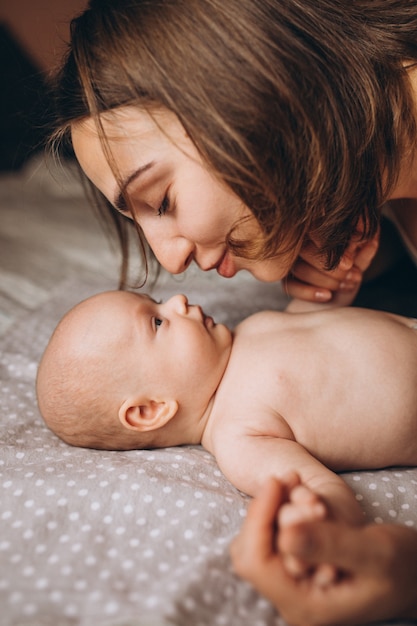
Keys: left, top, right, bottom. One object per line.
{"left": 114, "top": 161, "right": 155, "bottom": 211}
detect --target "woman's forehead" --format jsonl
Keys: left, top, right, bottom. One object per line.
{"left": 71, "top": 106, "right": 181, "bottom": 142}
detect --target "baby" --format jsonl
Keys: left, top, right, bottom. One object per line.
{"left": 36, "top": 290, "right": 417, "bottom": 577}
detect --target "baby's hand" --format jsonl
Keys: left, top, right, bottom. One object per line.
{"left": 278, "top": 484, "right": 337, "bottom": 586}
{"left": 279, "top": 483, "right": 326, "bottom": 528}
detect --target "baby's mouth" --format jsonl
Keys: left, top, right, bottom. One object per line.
{"left": 203, "top": 313, "right": 215, "bottom": 328}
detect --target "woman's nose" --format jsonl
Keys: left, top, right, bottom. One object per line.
{"left": 150, "top": 236, "right": 195, "bottom": 275}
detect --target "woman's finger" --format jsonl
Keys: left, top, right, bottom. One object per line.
{"left": 284, "top": 276, "right": 333, "bottom": 303}
{"left": 230, "top": 477, "right": 287, "bottom": 576}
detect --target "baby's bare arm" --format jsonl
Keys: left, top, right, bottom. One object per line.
{"left": 217, "top": 435, "right": 364, "bottom": 526}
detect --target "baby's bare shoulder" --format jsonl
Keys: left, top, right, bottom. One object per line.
{"left": 235, "top": 309, "right": 286, "bottom": 334}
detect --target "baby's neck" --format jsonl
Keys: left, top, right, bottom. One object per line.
{"left": 173, "top": 337, "right": 234, "bottom": 451}
{"left": 199, "top": 384, "right": 231, "bottom": 457}
{"left": 196, "top": 394, "right": 217, "bottom": 447}
{"left": 158, "top": 390, "right": 219, "bottom": 450}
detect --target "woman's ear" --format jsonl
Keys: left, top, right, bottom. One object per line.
{"left": 118, "top": 398, "right": 178, "bottom": 432}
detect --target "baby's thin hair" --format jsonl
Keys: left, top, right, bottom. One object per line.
{"left": 36, "top": 305, "right": 156, "bottom": 451}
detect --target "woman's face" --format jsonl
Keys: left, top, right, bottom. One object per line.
{"left": 72, "top": 106, "right": 295, "bottom": 282}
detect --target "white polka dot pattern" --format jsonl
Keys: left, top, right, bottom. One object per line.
{"left": 2, "top": 288, "right": 417, "bottom": 626}
{"left": 344, "top": 470, "right": 417, "bottom": 526}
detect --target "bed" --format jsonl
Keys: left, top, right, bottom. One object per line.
{"left": 1, "top": 155, "right": 416, "bottom": 626}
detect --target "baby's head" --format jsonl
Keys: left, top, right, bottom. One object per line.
{"left": 36, "top": 290, "right": 232, "bottom": 450}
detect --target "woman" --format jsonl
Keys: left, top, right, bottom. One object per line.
{"left": 51, "top": 1, "right": 417, "bottom": 623}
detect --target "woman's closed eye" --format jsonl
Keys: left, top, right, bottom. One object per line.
{"left": 157, "top": 194, "right": 170, "bottom": 217}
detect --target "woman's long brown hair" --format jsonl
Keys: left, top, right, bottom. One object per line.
{"left": 50, "top": 0, "right": 417, "bottom": 285}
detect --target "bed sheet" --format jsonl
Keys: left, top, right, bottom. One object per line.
{"left": 1, "top": 157, "right": 416, "bottom": 626}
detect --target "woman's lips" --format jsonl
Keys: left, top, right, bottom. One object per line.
{"left": 216, "top": 251, "right": 237, "bottom": 278}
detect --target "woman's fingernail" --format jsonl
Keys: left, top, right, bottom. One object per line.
{"left": 340, "top": 281, "right": 358, "bottom": 291}
{"left": 315, "top": 291, "right": 332, "bottom": 302}
{"left": 345, "top": 271, "right": 360, "bottom": 282}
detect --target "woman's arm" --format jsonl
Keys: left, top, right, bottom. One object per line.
{"left": 231, "top": 477, "right": 417, "bottom": 626}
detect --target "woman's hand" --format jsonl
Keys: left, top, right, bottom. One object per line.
{"left": 285, "top": 233, "right": 379, "bottom": 306}
{"left": 231, "top": 477, "right": 417, "bottom": 626}
{"left": 277, "top": 520, "right": 417, "bottom": 626}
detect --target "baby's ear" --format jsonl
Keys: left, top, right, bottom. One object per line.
{"left": 118, "top": 398, "right": 178, "bottom": 432}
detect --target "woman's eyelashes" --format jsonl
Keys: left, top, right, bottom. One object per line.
{"left": 157, "top": 194, "right": 170, "bottom": 216}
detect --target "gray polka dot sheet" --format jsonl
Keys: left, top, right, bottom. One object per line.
{"left": 1, "top": 157, "right": 416, "bottom": 626}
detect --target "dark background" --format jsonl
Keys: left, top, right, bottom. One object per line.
{"left": 0, "top": 1, "right": 87, "bottom": 170}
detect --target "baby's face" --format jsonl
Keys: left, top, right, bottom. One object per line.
{"left": 79, "top": 291, "right": 233, "bottom": 406}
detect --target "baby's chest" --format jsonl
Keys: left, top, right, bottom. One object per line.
{"left": 217, "top": 365, "right": 296, "bottom": 440}
{"left": 222, "top": 342, "right": 363, "bottom": 449}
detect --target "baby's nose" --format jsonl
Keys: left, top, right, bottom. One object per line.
{"left": 169, "top": 294, "right": 188, "bottom": 313}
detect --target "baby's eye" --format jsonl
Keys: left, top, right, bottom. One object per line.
{"left": 154, "top": 317, "right": 163, "bottom": 328}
